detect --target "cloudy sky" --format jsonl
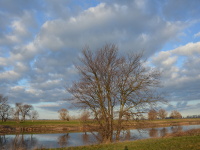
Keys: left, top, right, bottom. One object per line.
{"left": 0, "top": 0, "right": 200, "bottom": 119}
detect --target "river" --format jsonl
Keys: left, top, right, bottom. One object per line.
{"left": 1, "top": 124, "right": 200, "bottom": 150}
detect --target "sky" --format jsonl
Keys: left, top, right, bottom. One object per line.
{"left": 0, "top": 0, "right": 200, "bottom": 119}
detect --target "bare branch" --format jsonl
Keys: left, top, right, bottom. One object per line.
{"left": 67, "top": 44, "right": 165, "bottom": 142}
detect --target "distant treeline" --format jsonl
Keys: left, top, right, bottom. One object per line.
{"left": 185, "top": 115, "right": 200, "bottom": 118}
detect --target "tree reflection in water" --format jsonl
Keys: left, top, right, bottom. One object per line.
{"left": 82, "top": 132, "right": 89, "bottom": 144}
{"left": 149, "top": 128, "right": 158, "bottom": 138}
{"left": 0, "top": 134, "right": 38, "bottom": 150}
{"left": 160, "top": 127, "right": 168, "bottom": 137}
{"left": 57, "top": 133, "right": 70, "bottom": 147}
{"left": 120, "top": 129, "right": 141, "bottom": 141}
{"left": 0, "top": 135, "right": 7, "bottom": 149}
{"left": 89, "top": 129, "right": 144, "bottom": 143}
{"left": 124, "top": 130, "right": 131, "bottom": 140}
{"left": 171, "top": 126, "right": 183, "bottom": 133}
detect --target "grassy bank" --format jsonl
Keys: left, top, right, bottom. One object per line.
{"left": 44, "top": 129, "right": 200, "bottom": 150}
{"left": 1, "top": 118, "right": 200, "bottom": 127}
{"left": 0, "top": 120, "right": 81, "bottom": 126}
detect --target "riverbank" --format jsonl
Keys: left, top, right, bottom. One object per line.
{"left": 43, "top": 128, "right": 200, "bottom": 150}
{"left": 1, "top": 118, "right": 200, "bottom": 134}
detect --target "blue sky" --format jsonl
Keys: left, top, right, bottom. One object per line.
{"left": 0, "top": 0, "right": 200, "bottom": 119}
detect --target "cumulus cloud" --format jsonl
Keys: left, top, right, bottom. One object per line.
{"left": 0, "top": 0, "right": 200, "bottom": 117}
{"left": 37, "top": 1, "right": 187, "bottom": 57}
{"left": 37, "top": 101, "right": 70, "bottom": 112}
{"left": 151, "top": 41, "right": 200, "bottom": 102}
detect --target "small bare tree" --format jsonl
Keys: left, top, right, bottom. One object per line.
{"left": 29, "top": 110, "right": 39, "bottom": 122}
{"left": 80, "top": 111, "right": 90, "bottom": 122}
{"left": 58, "top": 108, "right": 69, "bottom": 121}
{"left": 67, "top": 44, "right": 164, "bottom": 142}
{"left": 11, "top": 103, "right": 21, "bottom": 122}
{"left": 148, "top": 109, "right": 158, "bottom": 120}
{"left": 158, "top": 109, "right": 167, "bottom": 119}
{"left": 170, "top": 110, "right": 182, "bottom": 119}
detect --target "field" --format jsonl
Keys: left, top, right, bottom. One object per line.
{"left": 1, "top": 118, "right": 200, "bottom": 127}
{"left": 0, "top": 120, "right": 81, "bottom": 127}
{"left": 0, "top": 118, "right": 200, "bottom": 128}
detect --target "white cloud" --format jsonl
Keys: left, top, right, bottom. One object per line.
{"left": 11, "top": 20, "right": 27, "bottom": 35}
{"left": 0, "top": 70, "right": 20, "bottom": 81}
{"left": 38, "top": 103, "right": 60, "bottom": 108}
{"left": 38, "top": 2, "right": 187, "bottom": 57}
{"left": 1, "top": 0, "right": 200, "bottom": 117}
{"left": 172, "top": 42, "right": 200, "bottom": 55}
{"left": 151, "top": 41, "right": 200, "bottom": 102}
{"left": 10, "top": 85, "right": 24, "bottom": 91}
{"left": 194, "top": 32, "right": 200, "bottom": 38}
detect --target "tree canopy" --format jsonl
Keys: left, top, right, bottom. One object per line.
{"left": 67, "top": 44, "right": 164, "bottom": 142}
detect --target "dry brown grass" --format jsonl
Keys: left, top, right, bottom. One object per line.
{"left": 164, "top": 128, "right": 200, "bottom": 137}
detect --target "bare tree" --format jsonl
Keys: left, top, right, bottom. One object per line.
{"left": 80, "top": 111, "right": 90, "bottom": 122}
{"left": 67, "top": 44, "right": 164, "bottom": 142}
{"left": 148, "top": 109, "right": 158, "bottom": 120}
{"left": 58, "top": 108, "right": 69, "bottom": 121}
{"left": 11, "top": 103, "right": 33, "bottom": 122}
{"left": 11, "top": 103, "right": 21, "bottom": 122}
{"left": 158, "top": 109, "right": 167, "bottom": 119}
{"left": 170, "top": 110, "right": 182, "bottom": 119}
{"left": 20, "top": 104, "right": 33, "bottom": 121}
{"left": 0, "top": 94, "right": 11, "bottom": 122}
{"left": 0, "top": 94, "right": 8, "bottom": 106}
{"left": 29, "top": 110, "right": 39, "bottom": 122}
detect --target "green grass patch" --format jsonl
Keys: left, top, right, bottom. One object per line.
{"left": 0, "top": 120, "right": 81, "bottom": 126}
{"left": 1, "top": 118, "right": 200, "bottom": 128}
{"left": 151, "top": 118, "right": 200, "bottom": 122}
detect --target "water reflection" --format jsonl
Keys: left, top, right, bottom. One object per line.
{"left": 171, "top": 126, "right": 183, "bottom": 133}
{"left": 0, "top": 134, "right": 38, "bottom": 150}
{"left": 0, "top": 124, "right": 199, "bottom": 149}
{"left": 149, "top": 128, "right": 158, "bottom": 138}
{"left": 57, "top": 133, "right": 70, "bottom": 147}
{"left": 160, "top": 127, "right": 168, "bottom": 137}
{"left": 124, "top": 130, "right": 131, "bottom": 140}
{"left": 82, "top": 132, "right": 89, "bottom": 144}
{"left": 0, "top": 135, "right": 7, "bottom": 148}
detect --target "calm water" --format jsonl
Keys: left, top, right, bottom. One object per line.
{"left": 1, "top": 124, "right": 200, "bottom": 150}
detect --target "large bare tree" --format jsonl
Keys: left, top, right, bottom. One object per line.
{"left": 11, "top": 103, "right": 33, "bottom": 122}
{"left": 0, "top": 94, "right": 11, "bottom": 122}
{"left": 20, "top": 104, "right": 33, "bottom": 121}
{"left": 67, "top": 44, "right": 164, "bottom": 142}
